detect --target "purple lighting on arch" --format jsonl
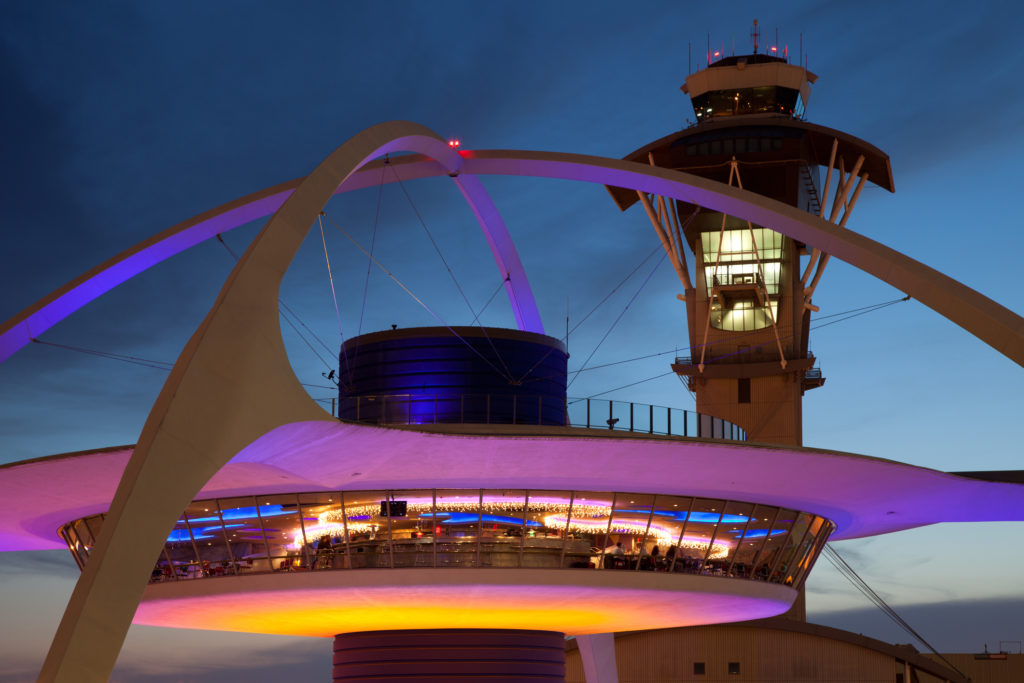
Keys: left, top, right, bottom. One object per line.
{"left": 4, "top": 143, "right": 1020, "bottom": 367}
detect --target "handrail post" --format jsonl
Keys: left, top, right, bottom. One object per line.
{"left": 667, "top": 406, "right": 671, "bottom": 435}
{"left": 649, "top": 404, "right": 653, "bottom": 434}
{"left": 586, "top": 399, "right": 590, "bottom": 428}
{"left": 537, "top": 395, "right": 542, "bottom": 425}
{"left": 513, "top": 394, "right": 517, "bottom": 425}
{"left": 486, "top": 394, "right": 491, "bottom": 424}
{"left": 629, "top": 403, "right": 634, "bottom": 432}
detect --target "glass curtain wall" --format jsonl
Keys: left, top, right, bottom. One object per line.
{"left": 60, "top": 491, "right": 834, "bottom": 590}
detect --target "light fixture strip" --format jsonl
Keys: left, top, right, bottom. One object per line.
{"left": 749, "top": 506, "right": 783, "bottom": 576}
{"left": 339, "top": 490, "right": 351, "bottom": 569}
{"left": 181, "top": 508, "right": 205, "bottom": 576}
{"left": 385, "top": 490, "right": 395, "bottom": 569}
{"left": 668, "top": 496, "right": 696, "bottom": 573}
{"left": 776, "top": 512, "right": 814, "bottom": 584}
{"left": 214, "top": 498, "right": 239, "bottom": 576}
{"left": 726, "top": 503, "right": 756, "bottom": 577}
{"left": 519, "top": 491, "right": 530, "bottom": 568}
{"left": 767, "top": 511, "right": 796, "bottom": 579}
{"left": 559, "top": 491, "right": 575, "bottom": 569}
{"left": 476, "top": 489, "right": 483, "bottom": 568}
{"left": 635, "top": 496, "right": 657, "bottom": 572}
{"left": 293, "top": 493, "right": 310, "bottom": 571}
{"left": 698, "top": 501, "right": 728, "bottom": 573}
{"left": 599, "top": 492, "right": 618, "bottom": 569}
{"left": 431, "top": 489, "right": 438, "bottom": 569}
{"left": 253, "top": 496, "right": 273, "bottom": 571}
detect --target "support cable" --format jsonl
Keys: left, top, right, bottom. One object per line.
{"left": 389, "top": 165, "right": 515, "bottom": 383}
{"left": 566, "top": 251, "right": 668, "bottom": 389}
{"left": 470, "top": 274, "right": 511, "bottom": 326}
{"left": 216, "top": 234, "right": 337, "bottom": 374}
{"left": 28, "top": 338, "right": 172, "bottom": 371}
{"left": 692, "top": 296, "right": 910, "bottom": 366}
{"left": 320, "top": 210, "right": 514, "bottom": 383}
{"left": 513, "top": 244, "right": 662, "bottom": 386}
{"left": 317, "top": 213, "right": 351, "bottom": 380}
{"left": 357, "top": 160, "right": 387, "bottom": 339}
{"left": 572, "top": 370, "right": 677, "bottom": 401}
{"left": 573, "top": 295, "right": 910, "bottom": 398}
{"left": 823, "top": 544, "right": 966, "bottom": 679}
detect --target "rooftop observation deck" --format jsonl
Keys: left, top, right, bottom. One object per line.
{"left": 330, "top": 394, "right": 747, "bottom": 442}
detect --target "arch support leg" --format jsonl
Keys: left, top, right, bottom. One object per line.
{"left": 37, "top": 122, "right": 467, "bottom": 682}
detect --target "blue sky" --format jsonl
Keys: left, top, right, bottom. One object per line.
{"left": 1, "top": 2, "right": 1022, "bottom": 680}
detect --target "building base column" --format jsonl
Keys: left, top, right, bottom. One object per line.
{"left": 576, "top": 632, "right": 618, "bottom": 683}
{"left": 332, "top": 628, "right": 566, "bottom": 681}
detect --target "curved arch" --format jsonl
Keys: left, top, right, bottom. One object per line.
{"left": 3, "top": 153, "right": 1022, "bottom": 367}
{"left": 23, "top": 123, "right": 1024, "bottom": 680}
{"left": 37, "top": 122, "right": 489, "bottom": 682}
{"left": 0, "top": 157, "right": 542, "bottom": 367}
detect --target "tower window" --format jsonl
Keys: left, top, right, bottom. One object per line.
{"left": 693, "top": 662, "right": 706, "bottom": 675}
{"left": 738, "top": 378, "right": 751, "bottom": 404}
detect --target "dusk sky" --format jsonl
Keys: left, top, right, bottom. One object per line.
{"left": 2, "top": 2, "right": 1022, "bottom": 681}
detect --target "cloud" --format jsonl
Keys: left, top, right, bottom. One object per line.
{"left": 809, "top": 596, "right": 1024, "bottom": 654}
{"left": 112, "top": 630, "right": 329, "bottom": 682}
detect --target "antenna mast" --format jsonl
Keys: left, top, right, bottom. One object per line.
{"left": 750, "top": 19, "right": 760, "bottom": 54}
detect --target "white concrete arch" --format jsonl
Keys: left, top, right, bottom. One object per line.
{"left": 37, "top": 122, "right": 515, "bottom": 682}
{"left": 0, "top": 152, "right": 543, "bottom": 367}
{"left": 3, "top": 153, "right": 1023, "bottom": 368}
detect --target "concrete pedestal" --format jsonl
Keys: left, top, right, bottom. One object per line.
{"left": 332, "top": 628, "right": 566, "bottom": 681}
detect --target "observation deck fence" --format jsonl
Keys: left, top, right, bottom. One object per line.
{"left": 332, "top": 394, "right": 745, "bottom": 441}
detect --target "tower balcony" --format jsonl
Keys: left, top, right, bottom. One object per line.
{"left": 711, "top": 272, "right": 768, "bottom": 308}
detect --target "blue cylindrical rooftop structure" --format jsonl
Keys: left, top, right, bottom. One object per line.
{"left": 337, "top": 326, "right": 567, "bottom": 426}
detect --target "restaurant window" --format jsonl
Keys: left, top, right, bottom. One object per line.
{"left": 693, "top": 662, "right": 706, "bottom": 675}
{"left": 728, "top": 661, "right": 741, "bottom": 674}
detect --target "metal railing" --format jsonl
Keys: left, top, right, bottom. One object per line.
{"left": 567, "top": 397, "right": 745, "bottom": 441}
{"left": 334, "top": 393, "right": 745, "bottom": 441}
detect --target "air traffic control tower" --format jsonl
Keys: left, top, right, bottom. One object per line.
{"left": 608, "top": 25, "right": 894, "bottom": 445}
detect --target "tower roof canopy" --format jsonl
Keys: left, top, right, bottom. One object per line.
{"left": 607, "top": 117, "right": 894, "bottom": 211}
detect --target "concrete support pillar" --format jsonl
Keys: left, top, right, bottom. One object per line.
{"left": 576, "top": 632, "right": 618, "bottom": 683}
{"left": 333, "top": 629, "right": 566, "bottom": 681}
